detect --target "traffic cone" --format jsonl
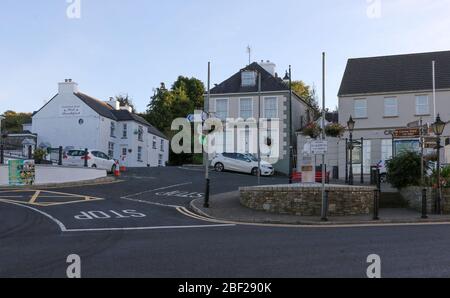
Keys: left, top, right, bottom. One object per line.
{"left": 114, "top": 162, "right": 120, "bottom": 177}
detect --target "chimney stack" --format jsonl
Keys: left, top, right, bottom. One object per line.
{"left": 58, "top": 79, "right": 79, "bottom": 94}
{"left": 259, "top": 60, "right": 276, "bottom": 76}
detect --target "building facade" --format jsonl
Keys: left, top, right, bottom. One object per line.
{"left": 32, "top": 80, "right": 169, "bottom": 168}
{"left": 207, "top": 61, "right": 316, "bottom": 175}
{"left": 338, "top": 50, "right": 450, "bottom": 178}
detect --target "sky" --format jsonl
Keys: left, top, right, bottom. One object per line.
{"left": 1, "top": 0, "right": 450, "bottom": 114}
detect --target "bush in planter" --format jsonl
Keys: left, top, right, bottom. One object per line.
{"left": 33, "top": 148, "right": 48, "bottom": 164}
{"left": 301, "top": 122, "right": 322, "bottom": 139}
{"left": 325, "top": 123, "right": 345, "bottom": 138}
{"left": 386, "top": 151, "right": 428, "bottom": 188}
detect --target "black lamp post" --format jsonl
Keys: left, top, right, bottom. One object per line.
{"left": 347, "top": 116, "right": 356, "bottom": 185}
{"left": 284, "top": 67, "right": 293, "bottom": 184}
{"left": 431, "top": 114, "right": 446, "bottom": 214}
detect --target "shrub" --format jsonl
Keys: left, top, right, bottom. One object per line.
{"left": 33, "top": 148, "right": 48, "bottom": 164}
{"left": 325, "top": 123, "right": 345, "bottom": 138}
{"left": 301, "top": 122, "right": 322, "bottom": 139}
{"left": 386, "top": 151, "right": 427, "bottom": 188}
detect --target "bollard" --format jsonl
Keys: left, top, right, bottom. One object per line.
{"left": 321, "top": 190, "right": 330, "bottom": 222}
{"left": 84, "top": 148, "right": 88, "bottom": 167}
{"left": 422, "top": 189, "right": 428, "bottom": 219}
{"left": 58, "top": 146, "right": 63, "bottom": 166}
{"left": 28, "top": 145, "right": 33, "bottom": 159}
{"left": 204, "top": 178, "right": 210, "bottom": 208}
{"left": 373, "top": 189, "right": 380, "bottom": 221}
{"left": 0, "top": 144, "right": 3, "bottom": 164}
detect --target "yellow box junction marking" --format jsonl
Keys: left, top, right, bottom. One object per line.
{"left": 0, "top": 189, "right": 104, "bottom": 207}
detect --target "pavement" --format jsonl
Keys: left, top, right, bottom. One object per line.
{"left": 3, "top": 167, "right": 450, "bottom": 277}
{"left": 190, "top": 191, "right": 450, "bottom": 226}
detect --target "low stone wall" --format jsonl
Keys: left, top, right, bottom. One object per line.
{"left": 400, "top": 186, "right": 450, "bottom": 214}
{"left": 240, "top": 184, "right": 376, "bottom": 217}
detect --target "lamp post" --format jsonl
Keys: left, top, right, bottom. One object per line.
{"left": 347, "top": 116, "right": 355, "bottom": 185}
{"left": 431, "top": 114, "right": 446, "bottom": 214}
{"left": 0, "top": 115, "right": 5, "bottom": 165}
{"left": 283, "top": 67, "right": 293, "bottom": 184}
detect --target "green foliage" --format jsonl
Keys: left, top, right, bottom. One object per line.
{"left": 291, "top": 81, "right": 320, "bottom": 112}
{"left": 143, "top": 77, "right": 205, "bottom": 165}
{"left": 325, "top": 123, "right": 345, "bottom": 138}
{"left": 33, "top": 148, "right": 48, "bottom": 162}
{"left": 386, "top": 151, "right": 427, "bottom": 188}
{"left": 1, "top": 110, "right": 32, "bottom": 133}
{"left": 301, "top": 122, "right": 322, "bottom": 139}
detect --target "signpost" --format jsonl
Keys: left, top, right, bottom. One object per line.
{"left": 8, "top": 159, "right": 35, "bottom": 186}
{"left": 311, "top": 140, "right": 328, "bottom": 155}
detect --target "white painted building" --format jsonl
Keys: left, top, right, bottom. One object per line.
{"left": 32, "top": 80, "right": 169, "bottom": 168}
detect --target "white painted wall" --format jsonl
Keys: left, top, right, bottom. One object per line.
{"left": 0, "top": 165, "right": 106, "bottom": 186}
{"left": 32, "top": 81, "right": 169, "bottom": 168}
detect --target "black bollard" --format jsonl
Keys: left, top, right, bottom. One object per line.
{"left": 422, "top": 189, "right": 428, "bottom": 219}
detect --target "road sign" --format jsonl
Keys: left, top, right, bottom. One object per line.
{"left": 311, "top": 141, "right": 328, "bottom": 155}
{"left": 187, "top": 112, "right": 208, "bottom": 123}
{"left": 393, "top": 128, "right": 421, "bottom": 139}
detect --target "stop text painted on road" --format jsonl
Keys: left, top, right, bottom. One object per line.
{"left": 74, "top": 210, "right": 146, "bottom": 220}
{"left": 155, "top": 191, "right": 204, "bottom": 199}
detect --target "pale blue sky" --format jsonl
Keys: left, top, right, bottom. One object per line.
{"left": 1, "top": 0, "right": 450, "bottom": 114}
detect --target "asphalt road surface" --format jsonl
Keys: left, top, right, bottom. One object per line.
{"left": 1, "top": 167, "right": 450, "bottom": 278}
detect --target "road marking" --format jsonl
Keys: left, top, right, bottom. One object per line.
{"left": 121, "top": 182, "right": 193, "bottom": 199}
{"left": 63, "top": 224, "right": 235, "bottom": 233}
{"left": 0, "top": 199, "right": 234, "bottom": 232}
{"left": 29, "top": 190, "right": 41, "bottom": 204}
{"left": 0, "top": 199, "right": 68, "bottom": 232}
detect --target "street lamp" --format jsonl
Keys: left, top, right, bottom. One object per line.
{"left": 347, "top": 116, "right": 356, "bottom": 185}
{"left": 0, "top": 115, "right": 5, "bottom": 165}
{"left": 431, "top": 114, "right": 446, "bottom": 214}
{"left": 284, "top": 67, "right": 293, "bottom": 184}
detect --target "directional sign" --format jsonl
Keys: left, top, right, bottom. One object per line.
{"left": 187, "top": 112, "right": 208, "bottom": 123}
{"left": 311, "top": 141, "right": 328, "bottom": 155}
{"left": 393, "top": 128, "right": 421, "bottom": 139}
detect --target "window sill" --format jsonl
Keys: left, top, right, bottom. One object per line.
{"left": 353, "top": 117, "right": 368, "bottom": 120}
{"left": 415, "top": 114, "right": 431, "bottom": 117}
{"left": 383, "top": 116, "right": 399, "bottom": 119}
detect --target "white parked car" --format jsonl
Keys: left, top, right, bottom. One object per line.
{"left": 63, "top": 149, "right": 117, "bottom": 173}
{"left": 211, "top": 153, "right": 274, "bottom": 176}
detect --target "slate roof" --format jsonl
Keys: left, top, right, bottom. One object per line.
{"left": 74, "top": 92, "right": 167, "bottom": 139}
{"left": 210, "top": 62, "right": 289, "bottom": 94}
{"left": 338, "top": 50, "right": 450, "bottom": 96}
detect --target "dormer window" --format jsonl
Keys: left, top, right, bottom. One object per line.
{"left": 241, "top": 71, "right": 256, "bottom": 87}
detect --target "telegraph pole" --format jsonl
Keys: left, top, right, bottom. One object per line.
{"left": 204, "top": 62, "right": 211, "bottom": 208}
{"left": 321, "top": 52, "right": 328, "bottom": 221}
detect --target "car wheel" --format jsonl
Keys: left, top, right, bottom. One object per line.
{"left": 251, "top": 167, "right": 260, "bottom": 176}
{"left": 92, "top": 164, "right": 97, "bottom": 168}
{"left": 214, "top": 163, "right": 224, "bottom": 172}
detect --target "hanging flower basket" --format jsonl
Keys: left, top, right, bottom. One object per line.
{"left": 325, "top": 123, "right": 346, "bottom": 138}
{"left": 301, "top": 123, "right": 322, "bottom": 139}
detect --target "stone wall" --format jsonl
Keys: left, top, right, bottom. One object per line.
{"left": 240, "top": 184, "right": 376, "bottom": 217}
{"left": 400, "top": 187, "right": 450, "bottom": 214}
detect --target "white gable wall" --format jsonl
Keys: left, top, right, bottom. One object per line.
{"left": 32, "top": 93, "right": 104, "bottom": 150}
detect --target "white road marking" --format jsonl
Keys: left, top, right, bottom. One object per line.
{"left": 121, "top": 182, "right": 192, "bottom": 199}
{"left": 0, "top": 199, "right": 68, "bottom": 232}
{"left": 63, "top": 224, "right": 235, "bottom": 233}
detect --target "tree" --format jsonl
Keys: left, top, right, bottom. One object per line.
{"left": 1, "top": 110, "right": 32, "bottom": 133}
{"left": 291, "top": 81, "right": 320, "bottom": 113}
{"left": 115, "top": 94, "right": 135, "bottom": 113}
{"left": 143, "top": 77, "right": 206, "bottom": 165}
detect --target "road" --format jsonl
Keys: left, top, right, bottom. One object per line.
{"left": 1, "top": 167, "right": 450, "bottom": 278}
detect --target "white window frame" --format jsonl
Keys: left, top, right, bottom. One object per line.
{"left": 108, "top": 142, "right": 115, "bottom": 159}
{"left": 152, "top": 136, "right": 157, "bottom": 149}
{"left": 381, "top": 139, "right": 393, "bottom": 161}
{"left": 215, "top": 98, "right": 229, "bottom": 121}
{"left": 110, "top": 122, "right": 116, "bottom": 138}
{"left": 354, "top": 99, "right": 368, "bottom": 119}
{"left": 384, "top": 97, "right": 398, "bottom": 117}
{"left": 416, "top": 95, "right": 430, "bottom": 116}
{"left": 263, "top": 96, "right": 278, "bottom": 119}
{"left": 241, "top": 71, "right": 257, "bottom": 87}
{"left": 137, "top": 146, "right": 143, "bottom": 162}
{"left": 122, "top": 123, "right": 128, "bottom": 139}
{"left": 239, "top": 98, "right": 253, "bottom": 119}
{"left": 160, "top": 139, "right": 164, "bottom": 152}
{"left": 137, "top": 126, "right": 144, "bottom": 142}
